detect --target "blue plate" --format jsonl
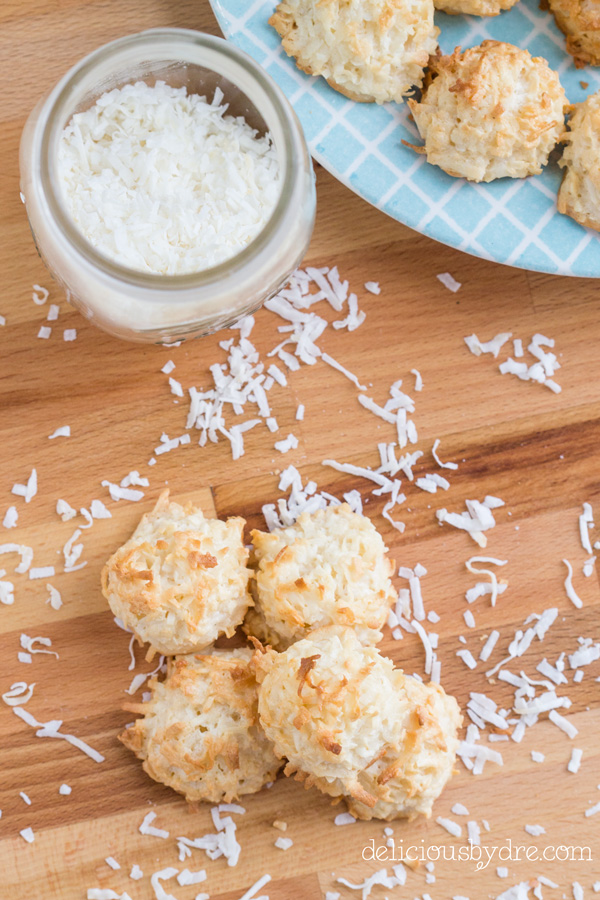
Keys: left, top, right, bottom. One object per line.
{"left": 211, "top": 0, "right": 600, "bottom": 276}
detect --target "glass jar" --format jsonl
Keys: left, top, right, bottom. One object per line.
{"left": 20, "top": 28, "right": 316, "bottom": 343}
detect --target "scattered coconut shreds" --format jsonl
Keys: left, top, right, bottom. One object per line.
{"left": 334, "top": 812, "right": 356, "bottom": 826}
{"left": 90, "top": 499, "right": 112, "bottom": 519}
{"left": 568, "top": 748, "right": 583, "bottom": 773}
{"left": 20, "top": 827, "right": 35, "bottom": 843}
{"left": 337, "top": 868, "right": 407, "bottom": 898}
{"left": 177, "top": 804, "right": 244, "bottom": 868}
{"left": 162, "top": 360, "right": 176, "bottom": 375}
{"left": 150, "top": 867, "right": 178, "bottom": 900}
{"left": 238, "top": 874, "right": 272, "bottom": 900}
{"left": 274, "top": 433, "right": 298, "bottom": 454}
{"left": 105, "top": 857, "right": 120, "bottom": 870}
{"left": 169, "top": 377, "right": 184, "bottom": 398}
{"left": 2, "top": 682, "right": 35, "bottom": 706}
{"left": 3, "top": 506, "right": 18, "bottom": 529}
{"left": 579, "top": 502, "right": 594, "bottom": 553}
{"left": 437, "top": 499, "right": 500, "bottom": 547}
{"left": 437, "top": 272, "right": 461, "bottom": 293}
{"left": 48, "top": 426, "right": 70, "bottom": 439}
{"left": 457, "top": 648, "right": 477, "bottom": 670}
{"left": 364, "top": 281, "right": 380, "bottom": 294}
{"left": 11, "top": 469, "right": 38, "bottom": 504}
{"left": 0, "top": 314, "right": 5, "bottom": 326}
{"left": 176, "top": 868, "right": 206, "bottom": 886}
{"left": 586, "top": 801, "right": 600, "bottom": 817}
{"left": 87, "top": 892, "right": 132, "bottom": 900}
{"left": 63, "top": 329, "right": 77, "bottom": 341}
{"left": 274, "top": 836, "right": 293, "bottom": 850}
{"left": 29, "top": 566, "right": 56, "bottom": 580}
{"left": 101, "top": 480, "right": 144, "bottom": 502}
{"left": 451, "top": 803, "right": 469, "bottom": 816}
{"left": 524, "top": 824, "right": 546, "bottom": 836}
{"left": 12, "top": 705, "right": 105, "bottom": 762}
{"left": 465, "top": 556, "right": 508, "bottom": 607}
{"left": 562, "top": 559, "right": 583, "bottom": 608}
{"left": 38, "top": 326, "right": 51, "bottom": 340}
{"left": 47, "top": 304, "right": 60, "bottom": 321}
{"left": 19, "top": 791, "right": 31, "bottom": 805}
{"left": 549, "top": 709, "right": 578, "bottom": 739}
{"left": 432, "top": 438, "right": 458, "bottom": 470}
{"left": 465, "top": 332, "right": 512, "bottom": 358}
{"left": 32, "top": 285, "right": 49, "bottom": 305}
{"left": 59, "top": 783, "right": 72, "bottom": 795}
{"left": 139, "top": 811, "right": 169, "bottom": 839}
{"left": 20, "top": 633, "right": 59, "bottom": 658}
{"left": 436, "top": 816, "right": 462, "bottom": 837}
{"left": 57, "top": 499, "right": 77, "bottom": 522}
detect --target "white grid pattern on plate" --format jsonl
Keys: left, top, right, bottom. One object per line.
{"left": 212, "top": 0, "right": 600, "bottom": 277}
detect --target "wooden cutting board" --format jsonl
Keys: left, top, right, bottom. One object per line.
{"left": 1, "top": 2, "right": 599, "bottom": 898}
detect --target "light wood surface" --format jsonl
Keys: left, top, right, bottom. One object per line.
{"left": 1, "top": 2, "right": 599, "bottom": 898}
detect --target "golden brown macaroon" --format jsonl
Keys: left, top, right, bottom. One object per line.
{"left": 102, "top": 490, "right": 252, "bottom": 655}
{"left": 247, "top": 504, "right": 396, "bottom": 649}
{"left": 558, "top": 91, "right": 600, "bottom": 230}
{"left": 434, "top": 0, "right": 519, "bottom": 15}
{"left": 548, "top": 0, "right": 600, "bottom": 67}
{"left": 120, "top": 649, "right": 281, "bottom": 804}
{"left": 269, "top": 0, "right": 439, "bottom": 104}
{"left": 253, "top": 625, "right": 462, "bottom": 820}
{"left": 408, "top": 41, "right": 566, "bottom": 182}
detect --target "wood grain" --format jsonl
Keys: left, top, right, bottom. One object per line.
{"left": 1, "top": 1, "right": 600, "bottom": 898}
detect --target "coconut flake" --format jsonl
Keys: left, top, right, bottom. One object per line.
{"left": 2, "top": 682, "right": 35, "bottom": 706}
{"left": 432, "top": 439, "right": 458, "bottom": 470}
{"left": 334, "top": 813, "right": 356, "bottom": 826}
{"left": 63, "top": 329, "right": 77, "bottom": 341}
{"left": 275, "top": 837, "right": 293, "bottom": 850}
{"left": 549, "top": 709, "right": 578, "bottom": 739}
{"left": 568, "top": 748, "right": 583, "bottom": 773}
{"left": 48, "top": 426, "right": 71, "bottom": 439}
{"left": 12, "top": 705, "right": 105, "bottom": 762}
{"left": 32, "top": 285, "right": 49, "bottom": 305}
{"left": 59, "top": 783, "right": 72, "bottom": 795}
{"left": 436, "top": 817, "right": 462, "bottom": 837}
{"left": 562, "top": 559, "right": 583, "bottom": 609}
{"left": 465, "top": 332, "right": 511, "bottom": 358}
{"left": 150, "top": 867, "right": 178, "bottom": 900}
{"left": 2, "top": 507, "right": 18, "bottom": 529}
{"left": 11, "top": 470, "right": 37, "bottom": 504}
{"left": 140, "top": 811, "right": 169, "bottom": 839}
{"left": 20, "top": 827, "right": 35, "bottom": 843}
{"left": 437, "top": 273, "right": 461, "bottom": 293}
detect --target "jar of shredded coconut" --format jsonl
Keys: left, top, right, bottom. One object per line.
{"left": 20, "top": 29, "right": 316, "bottom": 343}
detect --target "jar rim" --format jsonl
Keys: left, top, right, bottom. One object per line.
{"left": 37, "top": 28, "right": 302, "bottom": 292}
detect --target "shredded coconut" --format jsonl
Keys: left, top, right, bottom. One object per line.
{"left": 58, "top": 82, "right": 280, "bottom": 275}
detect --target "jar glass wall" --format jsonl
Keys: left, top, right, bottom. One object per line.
{"left": 20, "top": 28, "right": 316, "bottom": 343}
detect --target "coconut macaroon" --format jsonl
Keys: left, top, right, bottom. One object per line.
{"left": 548, "top": 0, "right": 600, "bottom": 68}
{"left": 316, "top": 673, "right": 462, "bottom": 820}
{"left": 247, "top": 504, "right": 396, "bottom": 649}
{"left": 253, "top": 626, "right": 461, "bottom": 819}
{"left": 434, "top": 0, "right": 518, "bottom": 15}
{"left": 269, "top": 0, "right": 439, "bottom": 104}
{"left": 408, "top": 41, "right": 566, "bottom": 183}
{"left": 102, "top": 491, "right": 251, "bottom": 655}
{"left": 120, "top": 649, "right": 281, "bottom": 803}
{"left": 558, "top": 92, "right": 600, "bottom": 230}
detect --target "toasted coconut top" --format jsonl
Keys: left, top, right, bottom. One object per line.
{"left": 102, "top": 490, "right": 251, "bottom": 654}
{"left": 409, "top": 41, "right": 566, "bottom": 182}
{"left": 270, "top": 0, "right": 438, "bottom": 103}
{"left": 250, "top": 504, "right": 396, "bottom": 647}
{"left": 120, "top": 648, "right": 280, "bottom": 803}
